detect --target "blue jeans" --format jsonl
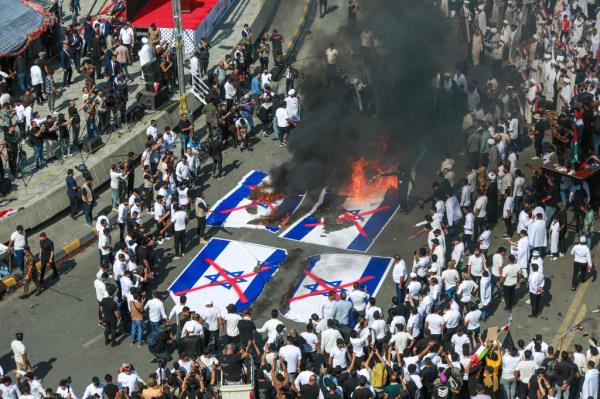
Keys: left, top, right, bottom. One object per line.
{"left": 111, "top": 188, "right": 119, "bottom": 209}
{"left": 33, "top": 143, "right": 44, "bottom": 168}
{"left": 17, "top": 74, "right": 26, "bottom": 93}
{"left": 501, "top": 378, "right": 517, "bottom": 399}
{"left": 150, "top": 321, "right": 162, "bottom": 335}
{"left": 180, "top": 134, "right": 189, "bottom": 157}
{"left": 87, "top": 117, "right": 98, "bottom": 138}
{"left": 395, "top": 285, "right": 406, "bottom": 303}
{"left": 82, "top": 203, "right": 93, "bottom": 225}
{"left": 445, "top": 286, "right": 457, "bottom": 300}
{"left": 272, "top": 119, "right": 280, "bottom": 139}
{"left": 13, "top": 249, "right": 24, "bottom": 273}
{"left": 130, "top": 319, "right": 145, "bottom": 344}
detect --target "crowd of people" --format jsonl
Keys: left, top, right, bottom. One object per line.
{"left": 4, "top": 1, "right": 600, "bottom": 399}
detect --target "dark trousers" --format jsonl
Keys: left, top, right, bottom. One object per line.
{"left": 204, "top": 329, "right": 219, "bottom": 351}
{"left": 104, "top": 318, "right": 118, "bottom": 344}
{"left": 280, "top": 126, "right": 290, "bottom": 144}
{"left": 68, "top": 195, "right": 79, "bottom": 216}
{"left": 572, "top": 261, "right": 587, "bottom": 289}
{"left": 197, "top": 216, "right": 206, "bottom": 238}
{"left": 145, "top": 187, "right": 153, "bottom": 211}
{"left": 39, "top": 259, "right": 57, "bottom": 284}
{"left": 174, "top": 229, "right": 185, "bottom": 256}
{"left": 118, "top": 222, "right": 126, "bottom": 243}
{"left": 33, "top": 84, "right": 44, "bottom": 104}
{"left": 503, "top": 285, "right": 516, "bottom": 310}
{"left": 529, "top": 292, "right": 542, "bottom": 316}
{"left": 212, "top": 153, "right": 223, "bottom": 176}
{"left": 504, "top": 217, "right": 512, "bottom": 236}
{"left": 62, "top": 67, "right": 72, "bottom": 86}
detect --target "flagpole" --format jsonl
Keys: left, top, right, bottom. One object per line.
{"left": 171, "top": 0, "right": 189, "bottom": 116}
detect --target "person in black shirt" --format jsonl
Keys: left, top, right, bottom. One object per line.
{"left": 532, "top": 113, "right": 549, "bottom": 159}
{"left": 238, "top": 310, "right": 257, "bottom": 346}
{"left": 300, "top": 375, "right": 320, "bottom": 399}
{"left": 342, "top": 371, "right": 359, "bottom": 399}
{"left": 38, "top": 232, "right": 56, "bottom": 292}
{"left": 67, "top": 99, "right": 81, "bottom": 149}
{"left": 100, "top": 287, "right": 120, "bottom": 346}
{"left": 541, "top": 177, "right": 560, "bottom": 227}
{"left": 178, "top": 113, "right": 193, "bottom": 157}
{"left": 351, "top": 376, "right": 373, "bottom": 399}
{"left": 220, "top": 344, "right": 248, "bottom": 383}
{"left": 103, "top": 374, "right": 119, "bottom": 399}
{"left": 420, "top": 358, "right": 438, "bottom": 399}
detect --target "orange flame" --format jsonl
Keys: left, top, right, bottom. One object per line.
{"left": 345, "top": 156, "right": 397, "bottom": 202}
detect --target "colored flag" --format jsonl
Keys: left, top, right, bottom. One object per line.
{"left": 283, "top": 254, "right": 393, "bottom": 323}
{"left": 168, "top": 238, "right": 287, "bottom": 313}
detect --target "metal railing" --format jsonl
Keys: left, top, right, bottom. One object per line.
{"left": 190, "top": 73, "right": 210, "bottom": 105}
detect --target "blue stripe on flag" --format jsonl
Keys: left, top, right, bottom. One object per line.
{"left": 287, "top": 255, "right": 321, "bottom": 298}
{"left": 206, "top": 171, "right": 268, "bottom": 226}
{"left": 347, "top": 190, "right": 400, "bottom": 252}
{"left": 282, "top": 214, "right": 318, "bottom": 240}
{"left": 169, "top": 238, "right": 230, "bottom": 295}
{"left": 361, "top": 256, "right": 392, "bottom": 294}
{"left": 234, "top": 248, "right": 288, "bottom": 311}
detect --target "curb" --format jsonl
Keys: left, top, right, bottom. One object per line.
{"left": 0, "top": 222, "right": 106, "bottom": 297}
{"left": 282, "top": 0, "right": 314, "bottom": 63}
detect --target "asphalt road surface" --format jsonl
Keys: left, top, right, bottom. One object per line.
{"left": 0, "top": 2, "right": 599, "bottom": 394}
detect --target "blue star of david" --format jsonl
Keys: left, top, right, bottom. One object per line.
{"left": 204, "top": 270, "right": 247, "bottom": 289}
{"left": 343, "top": 209, "right": 365, "bottom": 221}
{"left": 304, "top": 279, "right": 347, "bottom": 296}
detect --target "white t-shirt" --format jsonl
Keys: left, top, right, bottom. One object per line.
{"left": 279, "top": 344, "right": 302, "bottom": 373}
{"left": 325, "top": 48, "right": 339, "bottom": 64}
{"left": 370, "top": 319, "right": 387, "bottom": 340}
{"left": 222, "top": 313, "right": 242, "bottom": 336}
{"left": 442, "top": 269, "right": 460, "bottom": 289}
{"left": 425, "top": 313, "right": 444, "bottom": 335}
{"left": 10, "top": 340, "right": 26, "bottom": 363}
{"left": 300, "top": 332, "right": 318, "bottom": 353}
{"left": 457, "top": 280, "right": 478, "bottom": 303}
{"left": 443, "top": 309, "right": 461, "bottom": 329}
{"left": 171, "top": 210, "right": 187, "bottom": 231}
{"left": 390, "top": 331, "right": 412, "bottom": 352}
{"left": 465, "top": 310, "right": 481, "bottom": 331}
{"left": 451, "top": 333, "right": 470, "bottom": 355}
{"left": 474, "top": 196, "right": 488, "bottom": 218}
{"left": 350, "top": 336, "right": 368, "bottom": 357}
{"left": 501, "top": 354, "right": 521, "bottom": 380}
{"left": 200, "top": 306, "right": 221, "bottom": 331}
{"left": 479, "top": 230, "right": 492, "bottom": 250}
{"left": 502, "top": 263, "right": 520, "bottom": 286}
{"left": 468, "top": 255, "right": 485, "bottom": 276}
{"left": 10, "top": 231, "right": 26, "bottom": 250}
{"left": 330, "top": 346, "right": 348, "bottom": 368}
{"left": 275, "top": 107, "right": 290, "bottom": 128}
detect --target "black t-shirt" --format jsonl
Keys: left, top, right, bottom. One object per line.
{"left": 421, "top": 365, "right": 438, "bottom": 389}
{"left": 342, "top": 376, "right": 359, "bottom": 399}
{"left": 178, "top": 119, "right": 192, "bottom": 135}
{"left": 138, "top": 245, "right": 153, "bottom": 267}
{"left": 534, "top": 119, "right": 549, "bottom": 138}
{"left": 40, "top": 238, "right": 54, "bottom": 261}
{"left": 352, "top": 387, "right": 373, "bottom": 399}
{"left": 103, "top": 383, "right": 119, "bottom": 399}
{"left": 220, "top": 352, "right": 243, "bottom": 382}
{"left": 238, "top": 319, "right": 256, "bottom": 345}
{"left": 547, "top": 184, "right": 560, "bottom": 207}
{"left": 300, "top": 384, "right": 319, "bottom": 399}
{"left": 100, "top": 297, "right": 118, "bottom": 321}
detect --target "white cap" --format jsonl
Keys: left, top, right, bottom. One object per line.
{"left": 488, "top": 172, "right": 496, "bottom": 180}
{"left": 533, "top": 33, "right": 539, "bottom": 40}
{"left": 544, "top": 53, "right": 551, "bottom": 60}
{"left": 580, "top": 236, "right": 587, "bottom": 243}
{"left": 141, "top": 37, "right": 149, "bottom": 44}
{"left": 410, "top": 272, "right": 417, "bottom": 278}
{"left": 487, "top": 138, "right": 495, "bottom": 145}
{"left": 205, "top": 300, "right": 213, "bottom": 306}
{"left": 288, "top": 89, "right": 296, "bottom": 96}
{"left": 530, "top": 78, "right": 536, "bottom": 84}
{"left": 564, "top": 77, "right": 571, "bottom": 83}
{"left": 503, "top": 19, "right": 509, "bottom": 24}
{"left": 478, "top": 4, "right": 484, "bottom": 10}
{"left": 491, "top": 27, "right": 497, "bottom": 33}
{"left": 532, "top": 250, "right": 540, "bottom": 256}
{"left": 429, "top": 266, "right": 437, "bottom": 273}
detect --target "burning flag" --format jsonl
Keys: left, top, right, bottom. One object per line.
{"left": 206, "top": 170, "right": 305, "bottom": 233}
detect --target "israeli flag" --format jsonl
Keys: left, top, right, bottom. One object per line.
{"left": 207, "top": 170, "right": 305, "bottom": 232}
{"left": 279, "top": 188, "right": 400, "bottom": 252}
{"left": 284, "top": 254, "right": 392, "bottom": 323}
{"left": 169, "top": 238, "right": 287, "bottom": 313}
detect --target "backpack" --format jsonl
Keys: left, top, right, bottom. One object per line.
{"left": 447, "top": 366, "right": 463, "bottom": 394}
{"left": 369, "top": 362, "right": 388, "bottom": 388}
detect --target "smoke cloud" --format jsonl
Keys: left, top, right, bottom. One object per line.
{"left": 270, "top": 0, "right": 450, "bottom": 195}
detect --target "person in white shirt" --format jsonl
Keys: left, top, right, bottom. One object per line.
{"left": 473, "top": 192, "right": 488, "bottom": 236}
{"left": 528, "top": 263, "right": 545, "bottom": 318}
{"left": 442, "top": 260, "right": 460, "bottom": 300}
{"left": 146, "top": 120, "right": 158, "bottom": 141}
{"left": 478, "top": 225, "right": 492, "bottom": 256}
{"left": 442, "top": 305, "right": 461, "bottom": 342}
{"left": 170, "top": 204, "right": 187, "bottom": 259}
{"left": 515, "top": 350, "right": 537, "bottom": 385}
{"left": 275, "top": 105, "right": 294, "bottom": 147}
{"left": 467, "top": 248, "right": 486, "bottom": 282}
{"left": 279, "top": 335, "right": 302, "bottom": 376}
{"left": 81, "top": 377, "right": 103, "bottom": 399}
{"left": 450, "top": 237, "right": 465, "bottom": 271}
{"left": 348, "top": 283, "right": 369, "bottom": 317}
{"left": 498, "top": 255, "right": 520, "bottom": 311}
{"left": 181, "top": 314, "right": 204, "bottom": 338}
{"left": 406, "top": 273, "right": 422, "bottom": 302}
{"left": 329, "top": 339, "right": 349, "bottom": 369}
{"left": 502, "top": 188, "right": 514, "bottom": 237}
{"left": 571, "top": 236, "right": 592, "bottom": 291}
{"left": 479, "top": 270, "right": 492, "bottom": 320}
{"left": 389, "top": 323, "right": 412, "bottom": 353}
{"left": 424, "top": 307, "right": 445, "bottom": 341}
{"left": 284, "top": 89, "right": 301, "bottom": 122}
{"left": 221, "top": 304, "right": 242, "bottom": 343}
{"left": 445, "top": 193, "right": 463, "bottom": 228}
{"left": 10, "top": 333, "right": 30, "bottom": 378}
{"left": 462, "top": 207, "right": 475, "bottom": 252}
{"left": 257, "top": 309, "right": 284, "bottom": 345}
{"left": 199, "top": 300, "right": 222, "bottom": 350}
{"left": 144, "top": 290, "right": 167, "bottom": 333}
{"left": 412, "top": 248, "right": 431, "bottom": 282}
{"left": 300, "top": 324, "right": 319, "bottom": 359}
{"left": 407, "top": 307, "right": 422, "bottom": 338}
{"left": 392, "top": 255, "right": 408, "bottom": 302}
{"left": 450, "top": 329, "right": 470, "bottom": 356}
{"left": 581, "top": 361, "right": 599, "bottom": 399}
{"left": 460, "top": 179, "right": 473, "bottom": 207}
{"left": 464, "top": 303, "right": 482, "bottom": 336}
{"left": 457, "top": 275, "right": 478, "bottom": 313}
{"left": 365, "top": 297, "right": 382, "bottom": 326}
{"left": 0, "top": 377, "right": 20, "bottom": 399}
{"left": 320, "top": 319, "right": 342, "bottom": 355}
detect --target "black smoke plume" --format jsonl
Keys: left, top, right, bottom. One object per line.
{"left": 270, "top": 0, "right": 450, "bottom": 195}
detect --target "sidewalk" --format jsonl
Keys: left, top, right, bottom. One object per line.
{"left": 0, "top": 0, "right": 315, "bottom": 294}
